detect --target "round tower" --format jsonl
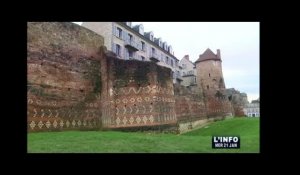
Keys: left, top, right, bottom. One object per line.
{"left": 195, "top": 48, "right": 226, "bottom": 97}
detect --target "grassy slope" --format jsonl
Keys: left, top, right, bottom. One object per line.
{"left": 28, "top": 117, "right": 259, "bottom": 153}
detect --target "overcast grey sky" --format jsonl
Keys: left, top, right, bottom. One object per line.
{"left": 74, "top": 22, "right": 259, "bottom": 102}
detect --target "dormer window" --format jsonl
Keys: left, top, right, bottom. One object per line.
{"left": 163, "top": 42, "right": 168, "bottom": 50}
{"left": 145, "top": 31, "right": 154, "bottom": 41}
{"left": 168, "top": 46, "right": 172, "bottom": 53}
{"left": 139, "top": 25, "right": 144, "bottom": 35}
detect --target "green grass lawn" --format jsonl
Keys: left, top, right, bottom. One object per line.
{"left": 28, "top": 117, "right": 259, "bottom": 153}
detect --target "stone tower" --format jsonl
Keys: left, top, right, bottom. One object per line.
{"left": 195, "top": 48, "right": 225, "bottom": 94}
{"left": 195, "top": 48, "right": 233, "bottom": 117}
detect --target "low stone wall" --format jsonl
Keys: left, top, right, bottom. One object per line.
{"left": 178, "top": 118, "right": 210, "bottom": 134}
{"left": 178, "top": 115, "right": 233, "bottom": 134}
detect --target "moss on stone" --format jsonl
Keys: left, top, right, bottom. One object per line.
{"left": 81, "top": 59, "right": 102, "bottom": 94}
{"left": 156, "top": 65, "right": 170, "bottom": 87}
{"left": 112, "top": 58, "right": 171, "bottom": 88}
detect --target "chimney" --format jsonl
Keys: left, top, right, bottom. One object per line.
{"left": 217, "top": 49, "right": 221, "bottom": 59}
{"left": 184, "top": 55, "right": 189, "bottom": 60}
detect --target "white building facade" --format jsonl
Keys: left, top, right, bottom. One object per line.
{"left": 243, "top": 103, "right": 260, "bottom": 117}
{"left": 82, "top": 22, "right": 181, "bottom": 84}
{"left": 179, "top": 55, "right": 197, "bottom": 87}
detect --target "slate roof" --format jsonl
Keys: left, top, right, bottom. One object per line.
{"left": 195, "top": 48, "right": 221, "bottom": 63}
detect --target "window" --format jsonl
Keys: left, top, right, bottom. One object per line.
{"left": 166, "top": 57, "right": 169, "bottom": 64}
{"left": 209, "top": 73, "right": 211, "bottom": 77}
{"left": 171, "top": 59, "right": 174, "bottom": 67}
{"left": 116, "top": 44, "right": 121, "bottom": 56}
{"left": 141, "top": 41, "right": 145, "bottom": 51}
{"left": 207, "top": 85, "right": 209, "bottom": 90}
{"left": 128, "top": 50, "right": 133, "bottom": 59}
{"left": 141, "top": 56, "right": 145, "bottom": 61}
{"left": 194, "top": 77, "right": 196, "bottom": 83}
{"left": 152, "top": 48, "right": 155, "bottom": 54}
{"left": 116, "top": 27, "right": 122, "bottom": 38}
{"left": 128, "top": 34, "right": 133, "bottom": 42}
{"left": 175, "top": 60, "right": 178, "bottom": 67}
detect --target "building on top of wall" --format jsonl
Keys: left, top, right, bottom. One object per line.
{"left": 179, "top": 55, "right": 197, "bottom": 88}
{"left": 82, "top": 22, "right": 181, "bottom": 84}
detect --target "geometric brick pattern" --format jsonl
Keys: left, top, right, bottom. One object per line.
{"left": 100, "top": 55, "right": 178, "bottom": 130}
{"left": 114, "top": 114, "right": 176, "bottom": 127}
{"left": 28, "top": 119, "right": 98, "bottom": 131}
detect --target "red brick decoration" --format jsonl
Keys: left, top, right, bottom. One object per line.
{"left": 100, "top": 57, "right": 177, "bottom": 129}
